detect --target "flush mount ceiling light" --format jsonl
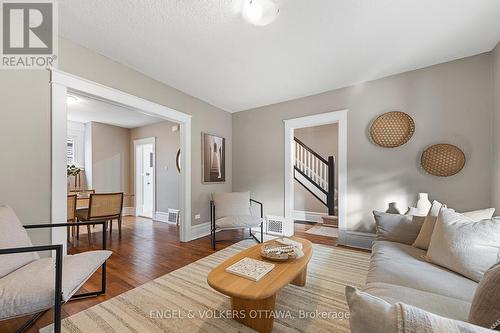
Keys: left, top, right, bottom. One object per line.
{"left": 242, "top": 0, "right": 279, "bottom": 26}
{"left": 66, "top": 95, "right": 79, "bottom": 105}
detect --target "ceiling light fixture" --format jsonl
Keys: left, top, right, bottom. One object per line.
{"left": 66, "top": 95, "right": 79, "bottom": 105}
{"left": 242, "top": 0, "right": 279, "bottom": 27}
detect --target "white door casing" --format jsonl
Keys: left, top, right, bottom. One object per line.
{"left": 283, "top": 110, "right": 348, "bottom": 241}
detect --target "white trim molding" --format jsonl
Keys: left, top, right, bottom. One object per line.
{"left": 50, "top": 69, "right": 193, "bottom": 247}
{"left": 292, "top": 210, "right": 327, "bottom": 223}
{"left": 190, "top": 222, "right": 211, "bottom": 240}
{"left": 154, "top": 211, "right": 176, "bottom": 224}
{"left": 122, "top": 207, "right": 136, "bottom": 216}
{"left": 284, "top": 110, "right": 348, "bottom": 242}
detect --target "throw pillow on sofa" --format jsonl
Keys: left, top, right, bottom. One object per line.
{"left": 345, "top": 286, "right": 397, "bottom": 333}
{"left": 469, "top": 262, "right": 500, "bottom": 330}
{"left": 413, "top": 202, "right": 495, "bottom": 250}
{"left": 412, "top": 200, "right": 444, "bottom": 250}
{"left": 373, "top": 211, "right": 425, "bottom": 245}
{"left": 426, "top": 208, "right": 500, "bottom": 282}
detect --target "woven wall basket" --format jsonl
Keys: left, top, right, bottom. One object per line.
{"left": 370, "top": 111, "right": 415, "bottom": 148}
{"left": 421, "top": 144, "right": 466, "bottom": 177}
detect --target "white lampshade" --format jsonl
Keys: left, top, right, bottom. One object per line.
{"left": 242, "top": 0, "right": 279, "bottom": 26}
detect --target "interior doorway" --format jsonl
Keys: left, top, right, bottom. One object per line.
{"left": 134, "top": 138, "right": 156, "bottom": 218}
{"left": 51, "top": 69, "right": 193, "bottom": 250}
{"left": 284, "top": 110, "right": 348, "bottom": 243}
{"left": 293, "top": 123, "right": 339, "bottom": 238}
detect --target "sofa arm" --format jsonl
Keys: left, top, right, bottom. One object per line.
{"left": 398, "top": 302, "right": 497, "bottom": 333}
{"left": 346, "top": 286, "right": 496, "bottom": 333}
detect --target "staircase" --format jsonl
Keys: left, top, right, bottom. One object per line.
{"left": 294, "top": 137, "right": 337, "bottom": 225}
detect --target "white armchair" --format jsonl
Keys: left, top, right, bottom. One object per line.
{"left": 0, "top": 205, "right": 111, "bottom": 333}
{"left": 210, "top": 192, "right": 264, "bottom": 250}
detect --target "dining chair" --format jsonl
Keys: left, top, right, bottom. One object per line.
{"left": 76, "top": 193, "right": 124, "bottom": 241}
{"left": 69, "top": 189, "right": 96, "bottom": 194}
{"left": 67, "top": 194, "right": 77, "bottom": 241}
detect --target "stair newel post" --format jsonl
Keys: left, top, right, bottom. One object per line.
{"left": 327, "top": 156, "right": 335, "bottom": 216}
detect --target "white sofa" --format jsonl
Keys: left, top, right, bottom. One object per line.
{"left": 362, "top": 239, "right": 476, "bottom": 322}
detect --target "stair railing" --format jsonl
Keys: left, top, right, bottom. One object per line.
{"left": 294, "top": 137, "right": 335, "bottom": 215}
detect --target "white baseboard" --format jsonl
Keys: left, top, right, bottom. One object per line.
{"left": 122, "top": 207, "right": 135, "bottom": 216}
{"left": 189, "top": 222, "right": 211, "bottom": 240}
{"left": 292, "top": 210, "right": 327, "bottom": 223}
{"left": 339, "top": 231, "right": 375, "bottom": 250}
{"left": 154, "top": 211, "right": 176, "bottom": 224}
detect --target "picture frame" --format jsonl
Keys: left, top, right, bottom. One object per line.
{"left": 202, "top": 132, "right": 226, "bottom": 183}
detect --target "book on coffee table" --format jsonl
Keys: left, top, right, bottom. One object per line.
{"left": 225, "top": 257, "right": 275, "bottom": 281}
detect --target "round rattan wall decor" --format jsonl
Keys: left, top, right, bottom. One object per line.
{"left": 370, "top": 111, "right": 415, "bottom": 148}
{"left": 420, "top": 144, "right": 465, "bottom": 177}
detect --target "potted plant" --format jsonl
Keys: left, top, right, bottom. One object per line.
{"left": 67, "top": 164, "right": 81, "bottom": 189}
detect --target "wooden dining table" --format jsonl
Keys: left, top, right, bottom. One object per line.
{"left": 75, "top": 193, "right": 134, "bottom": 209}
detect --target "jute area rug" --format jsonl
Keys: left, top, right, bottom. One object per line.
{"left": 42, "top": 240, "right": 370, "bottom": 333}
{"left": 305, "top": 226, "right": 339, "bottom": 238}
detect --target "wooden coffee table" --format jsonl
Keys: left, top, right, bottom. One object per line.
{"left": 207, "top": 237, "right": 313, "bottom": 333}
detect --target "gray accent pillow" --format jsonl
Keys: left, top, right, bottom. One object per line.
{"left": 373, "top": 211, "right": 425, "bottom": 245}
{"left": 345, "top": 286, "right": 397, "bottom": 333}
{"left": 469, "top": 262, "right": 500, "bottom": 330}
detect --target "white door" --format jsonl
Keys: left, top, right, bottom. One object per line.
{"left": 135, "top": 139, "right": 155, "bottom": 218}
{"left": 142, "top": 144, "right": 154, "bottom": 217}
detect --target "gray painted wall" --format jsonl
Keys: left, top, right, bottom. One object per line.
{"left": 233, "top": 53, "right": 494, "bottom": 233}
{"left": 0, "top": 70, "right": 51, "bottom": 244}
{"left": 492, "top": 42, "right": 500, "bottom": 212}
{"left": 91, "top": 122, "right": 131, "bottom": 194}
{"left": 294, "top": 123, "right": 338, "bottom": 214}
{"left": 130, "top": 120, "right": 180, "bottom": 213}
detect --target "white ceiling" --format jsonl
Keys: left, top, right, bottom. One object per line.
{"left": 59, "top": 0, "right": 500, "bottom": 112}
{"left": 67, "top": 94, "right": 164, "bottom": 128}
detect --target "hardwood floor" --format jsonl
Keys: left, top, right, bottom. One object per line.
{"left": 1, "top": 217, "right": 341, "bottom": 333}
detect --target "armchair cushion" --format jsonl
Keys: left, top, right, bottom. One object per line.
{"left": 0, "top": 250, "right": 111, "bottom": 320}
{"left": 215, "top": 215, "right": 263, "bottom": 229}
{"left": 212, "top": 192, "right": 251, "bottom": 219}
{"left": 0, "top": 205, "right": 40, "bottom": 278}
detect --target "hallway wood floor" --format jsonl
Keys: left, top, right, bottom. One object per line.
{"left": 0, "top": 216, "right": 339, "bottom": 333}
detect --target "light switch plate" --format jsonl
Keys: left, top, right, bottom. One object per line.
{"left": 194, "top": 214, "right": 201, "bottom": 220}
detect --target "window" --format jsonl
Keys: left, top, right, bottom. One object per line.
{"left": 67, "top": 137, "right": 76, "bottom": 165}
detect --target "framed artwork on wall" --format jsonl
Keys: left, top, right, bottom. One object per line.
{"left": 202, "top": 133, "right": 225, "bottom": 183}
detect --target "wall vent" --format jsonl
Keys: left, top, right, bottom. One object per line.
{"left": 168, "top": 209, "right": 180, "bottom": 225}
{"left": 265, "top": 215, "right": 286, "bottom": 236}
